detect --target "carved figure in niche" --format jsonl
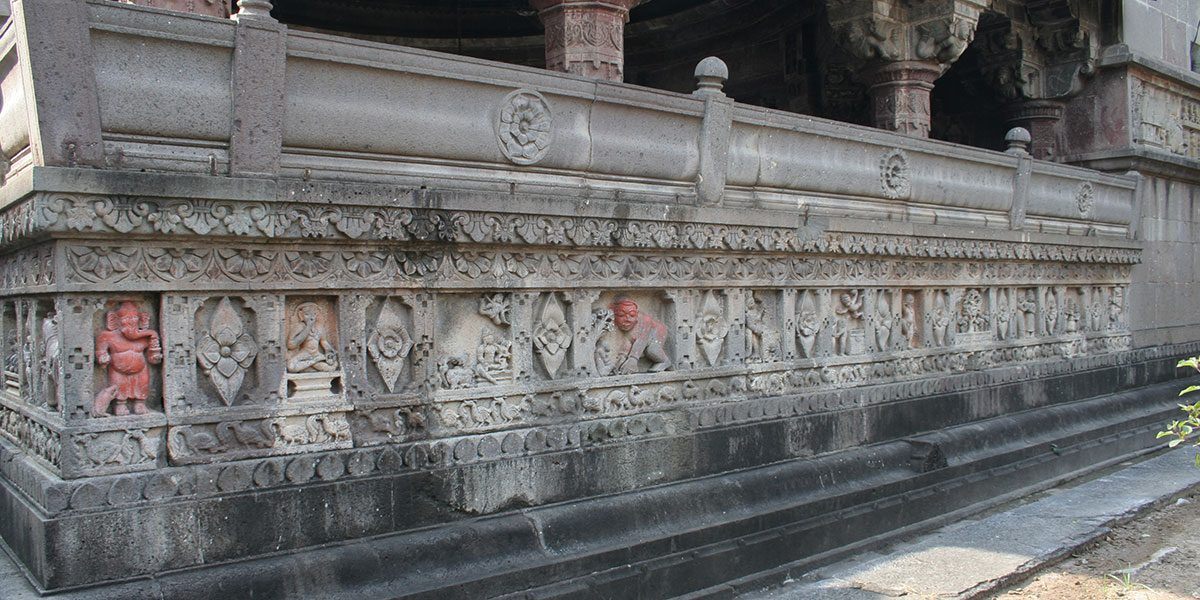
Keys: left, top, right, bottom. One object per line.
{"left": 93, "top": 301, "right": 163, "bottom": 417}
{"left": 1017, "top": 289, "right": 1037, "bottom": 337}
{"left": 957, "top": 289, "right": 987, "bottom": 333}
{"left": 587, "top": 308, "right": 616, "bottom": 376}
{"left": 696, "top": 292, "right": 728, "bottom": 367}
{"left": 609, "top": 299, "right": 670, "bottom": 374}
{"left": 533, "top": 294, "right": 572, "bottom": 379}
{"left": 474, "top": 328, "right": 513, "bottom": 384}
{"left": 995, "top": 295, "right": 1012, "bottom": 341}
{"left": 40, "top": 311, "right": 60, "bottom": 409}
{"left": 875, "top": 292, "right": 893, "bottom": 351}
{"left": 930, "top": 294, "right": 951, "bottom": 347}
{"left": 833, "top": 290, "right": 863, "bottom": 355}
{"left": 286, "top": 302, "right": 339, "bottom": 373}
{"left": 797, "top": 293, "right": 819, "bottom": 358}
{"left": 1043, "top": 294, "right": 1059, "bottom": 335}
{"left": 1088, "top": 294, "right": 1104, "bottom": 332}
{"left": 745, "top": 293, "right": 768, "bottom": 362}
{"left": 1108, "top": 288, "right": 1124, "bottom": 329}
{"left": 1063, "top": 299, "right": 1080, "bottom": 333}
{"left": 899, "top": 293, "right": 917, "bottom": 348}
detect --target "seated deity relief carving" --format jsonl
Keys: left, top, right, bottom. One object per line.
{"left": 435, "top": 293, "right": 516, "bottom": 390}
{"left": 93, "top": 300, "right": 163, "bottom": 417}
{"left": 284, "top": 298, "right": 344, "bottom": 401}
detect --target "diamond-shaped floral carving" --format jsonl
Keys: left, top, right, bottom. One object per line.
{"left": 196, "top": 297, "right": 258, "bottom": 406}
{"left": 368, "top": 299, "right": 414, "bottom": 393}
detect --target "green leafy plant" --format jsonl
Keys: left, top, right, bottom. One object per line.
{"left": 1157, "top": 356, "right": 1200, "bottom": 466}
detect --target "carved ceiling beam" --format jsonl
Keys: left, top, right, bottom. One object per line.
{"left": 530, "top": 0, "right": 644, "bottom": 82}
{"left": 826, "top": 0, "right": 988, "bottom": 137}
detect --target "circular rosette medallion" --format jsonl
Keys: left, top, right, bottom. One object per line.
{"left": 496, "top": 89, "right": 554, "bottom": 165}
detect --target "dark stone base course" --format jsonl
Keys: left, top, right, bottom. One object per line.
{"left": 0, "top": 350, "right": 1192, "bottom": 598}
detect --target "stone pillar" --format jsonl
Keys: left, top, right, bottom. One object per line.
{"left": 864, "top": 61, "right": 942, "bottom": 137}
{"left": 1003, "top": 99, "right": 1065, "bottom": 160}
{"left": 115, "top": 0, "right": 231, "bottom": 18}
{"left": 531, "top": 0, "right": 641, "bottom": 82}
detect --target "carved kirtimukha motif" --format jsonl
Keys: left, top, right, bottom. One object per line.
{"left": 367, "top": 299, "right": 414, "bottom": 393}
{"left": 880, "top": 149, "right": 910, "bottom": 199}
{"left": 93, "top": 301, "right": 163, "bottom": 417}
{"left": 196, "top": 297, "right": 259, "bottom": 406}
{"left": 609, "top": 299, "right": 670, "bottom": 374}
{"left": 533, "top": 294, "right": 572, "bottom": 379}
{"left": 696, "top": 291, "right": 728, "bottom": 367}
{"left": 496, "top": 90, "right": 553, "bottom": 166}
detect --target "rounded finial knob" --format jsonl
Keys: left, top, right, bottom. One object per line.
{"left": 694, "top": 57, "right": 729, "bottom": 96}
{"left": 1005, "top": 127, "right": 1031, "bottom": 155}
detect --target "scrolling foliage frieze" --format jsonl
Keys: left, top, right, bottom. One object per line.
{"left": 60, "top": 243, "right": 1133, "bottom": 288}
{"left": 0, "top": 193, "right": 1143, "bottom": 264}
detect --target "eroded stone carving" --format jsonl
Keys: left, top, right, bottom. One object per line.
{"left": 367, "top": 299, "right": 414, "bottom": 393}
{"left": 93, "top": 301, "right": 163, "bottom": 418}
{"left": 438, "top": 356, "right": 474, "bottom": 389}
{"left": 696, "top": 291, "right": 728, "bottom": 367}
{"left": 496, "top": 90, "right": 553, "bottom": 166}
{"left": 474, "top": 328, "right": 513, "bottom": 385}
{"left": 609, "top": 299, "right": 670, "bottom": 374}
{"left": 745, "top": 292, "right": 766, "bottom": 362}
{"left": 1076, "top": 182, "right": 1094, "bottom": 216}
{"left": 533, "top": 293, "right": 572, "bottom": 379}
{"left": 1018, "top": 288, "right": 1038, "bottom": 337}
{"left": 874, "top": 291, "right": 893, "bottom": 351}
{"left": 196, "top": 297, "right": 259, "bottom": 406}
{"left": 930, "top": 292, "right": 951, "bottom": 347}
{"left": 899, "top": 293, "right": 918, "bottom": 348}
{"left": 880, "top": 150, "right": 910, "bottom": 199}
{"left": 479, "top": 293, "right": 512, "bottom": 326}
{"left": 40, "top": 311, "right": 60, "bottom": 409}
{"left": 797, "top": 292, "right": 820, "bottom": 359}
{"left": 74, "top": 429, "right": 158, "bottom": 468}
{"left": 833, "top": 290, "right": 865, "bottom": 355}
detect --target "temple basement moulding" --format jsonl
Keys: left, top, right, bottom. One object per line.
{"left": 0, "top": 0, "right": 1198, "bottom": 598}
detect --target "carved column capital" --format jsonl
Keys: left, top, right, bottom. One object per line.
{"left": 531, "top": 0, "right": 643, "bottom": 81}
{"left": 1003, "top": 99, "right": 1066, "bottom": 160}
{"left": 863, "top": 60, "right": 942, "bottom": 137}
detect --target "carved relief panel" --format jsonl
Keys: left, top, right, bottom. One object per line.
{"left": 795, "top": 290, "right": 822, "bottom": 359}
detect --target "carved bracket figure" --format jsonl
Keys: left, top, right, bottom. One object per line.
{"left": 93, "top": 301, "right": 162, "bottom": 417}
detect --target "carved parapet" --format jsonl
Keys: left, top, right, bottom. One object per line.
{"left": 114, "top": 0, "right": 231, "bottom": 18}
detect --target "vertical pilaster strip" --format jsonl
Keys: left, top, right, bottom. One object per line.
{"left": 229, "top": 3, "right": 285, "bottom": 178}
{"left": 10, "top": 0, "right": 104, "bottom": 167}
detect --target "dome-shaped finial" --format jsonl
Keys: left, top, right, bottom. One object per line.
{"left": 1005, "top": 127, "right": 1031, "bottom": 155}
{"left": 694, "top": 57, "right": 729, "bottom": 97}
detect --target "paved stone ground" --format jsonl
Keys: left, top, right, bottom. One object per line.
{"left": 739, "top": 449, "right": 1200, "bottom": 600}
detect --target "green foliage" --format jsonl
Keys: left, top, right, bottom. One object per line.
{"left": 1157, "top": 356, "right": 1200, "bottom": 466}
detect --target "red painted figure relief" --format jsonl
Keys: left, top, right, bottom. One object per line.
{"left": 609, "top": 298, "right": 670, "bottom": 374}
{"left": 93, "top": 301, "right": 163, "bottom": 417}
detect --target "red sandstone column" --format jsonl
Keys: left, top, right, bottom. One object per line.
{"left": 863, "top": 61, "right": 943, "bottom": 137}
{"left": 531, "top": 0, "right": 642, "bottom": 82}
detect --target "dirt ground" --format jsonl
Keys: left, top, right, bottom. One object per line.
{"left": 986, "top": 489, "right": 1200, "bottom": 600}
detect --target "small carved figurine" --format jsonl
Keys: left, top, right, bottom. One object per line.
{"left": 1017, "top": 289, "right": 1038, "bottom": 337}
{"left": 93, "top": 301, "right": 163, "bottom": 417}
{"left": 745, "top": 293, "right": 765, "bottom": 361}
{"left": 41, "top": 311, "right": 60, "bottom": 409}
{"left": 899, "top": 293, "right": 917, "bottom": 348}
{"left": 474, "top": 328, "right": 513, "bottom": 384}
{"left": 286, "top": 302, "right": 339, "bottom": 373}
{"left": 609, "top": 299, "right": 670, "bottom": 374}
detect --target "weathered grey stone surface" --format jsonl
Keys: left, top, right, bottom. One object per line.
{"left": 0, "top": 1, "right": 1194, "bottom": 599}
